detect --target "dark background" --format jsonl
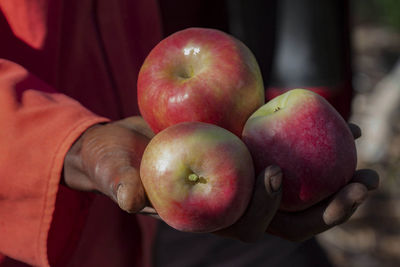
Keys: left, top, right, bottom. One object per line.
{"left": 317, "top": 1, "right": 400, "bottom": 266}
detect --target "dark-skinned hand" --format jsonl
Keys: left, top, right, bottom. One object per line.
{"left": 215, "top": 123, "right": 379, "bottom": 242}
{"left": 62, "top": 116, "right": 154, "bottom": 213}
{"left": 63, "top": 118, "right": 379, "bottom": 243}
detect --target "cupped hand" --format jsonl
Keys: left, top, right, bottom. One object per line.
{"left": 62, "top": 116, "right": 155, "bottom": 213}
{"left": 214, "top": 123, "right": 379, "bottom": 243}
{"left": 266, "top": 123, "right": 379, "bottom": 242}
{"left": 70, "top": 118, "right": 379, "bottom": 243}
{"left": 214, "top": 165, "right": 283, "bottom": 242}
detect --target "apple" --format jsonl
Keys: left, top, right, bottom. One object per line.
{"left": 242, "top": 89, "right": 357, "bottom": 212}
{"left": 137, "top": 27, "right": 265, "bottom": 137}
{"left": 140, "top": 122, "right": 255, "bottom": 232}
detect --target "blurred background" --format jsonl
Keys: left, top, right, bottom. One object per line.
{"left": 156, "top": 0, "right": 400, "bottom": 266}
{"left": 159, "top": 1, "right": 400, "bottom": 266}
{"left": 317, "top": 0, "right": 400, "bottom": 266}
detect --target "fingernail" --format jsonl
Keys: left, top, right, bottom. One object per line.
{"left": 270, "top": 174, "right": 282, "bottom": 193}
{"left": 117, "top": 184, "right": 133, "bottom": 213}
{"left": 267, "top": 166, "right": 282, "bottom": 193}
{"left": 267, "top": 165, "right": 281, "bottom": 178}
{"left": 117, "top": 184, "right": 124, "bottom": 204}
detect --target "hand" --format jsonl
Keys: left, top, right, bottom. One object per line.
{"left": 214, "top": 123, "right": 379, "bottom": 243}
{"left": 62, "top": 116, "right": 155, "bottom": 213}
{"left": 214, "top": 165, "right": 283, "bottom": 242}
{"left": 266, "top": 123, "right": 379, "bottom": 242}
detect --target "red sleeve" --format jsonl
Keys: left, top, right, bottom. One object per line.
{"left": 0, "top": 59, "right": 109, "bottom": 266}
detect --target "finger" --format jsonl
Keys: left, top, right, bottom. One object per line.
{"left": 139, "top": 206, "right": 161, "bottom": 220}
{"left": 216, "top": 165, "right": 282, "bottom": 242}
{"left": 115, "top": 116, "right": 155, "bottom": 139}
{"left": 140, "top": 206, "right": 157, "bottom": 214}
{"left": 348, "top": 123, "right": 362, "bottom": 139}
{"left": 62, "top": 163, "right": 96, "bottom": 192}
{"left": 63, "top": 127, "right": 98, "bottom": 192}
{"left": 350, "top": 169, "right": 379, "bottom": 190}
{"left": 267, "top": 183, "right": 368, "bottom": 242}
{"left": 322, "top": 183, "right": 367, "bottom": 225}
{"left": 114, "top": 167, "right": 147, "bottom": 213}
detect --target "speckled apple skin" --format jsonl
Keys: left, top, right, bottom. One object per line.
{"left": 138, "top": 28, "right": 264, "bottom": 137}
{"left": 140, "top": 122, "right": 255, "bottom": 232}
{"left": 242, "top": 89, "right": 357, "bottom": 212}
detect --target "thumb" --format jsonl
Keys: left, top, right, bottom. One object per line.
{"left": 263, "top": 165, "right": 283, "bottom": 197}
{"left": 110, "top": 166, "right": 147, "bottom": 213}
{"left": 239, "top": 165, "right": 283, "bottom": 241}
{"left": 216, "top": 165, "right": 283, "bottom": 242}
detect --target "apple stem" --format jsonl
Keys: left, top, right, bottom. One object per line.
{"left": 188, "top": 173, "right": 199, "bottom": 182}
{"left": 189, "top": 65, "right": 194, "bottom": 77}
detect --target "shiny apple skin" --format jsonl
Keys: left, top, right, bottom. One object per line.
{"left": 242, "top": 89, "right": 357, "bottom": 212}
{"left": 140, "top": 122, "right": 255, "bottom": 232}
{"left": 137, "top": 27, "right": 264, "bottom": 137}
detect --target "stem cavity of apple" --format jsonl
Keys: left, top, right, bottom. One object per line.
{"left": 177, "top": 65, "right": 194, "bottom": 80}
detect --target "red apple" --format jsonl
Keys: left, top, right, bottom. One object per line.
{"left": 242, "top": 89, "right": 357, "bottom": 212}
{"left": 140, "top": 122, "right": 255, "bottom": 232}
{"left": 137, "top": 27, "right": 264, "bottom": 137}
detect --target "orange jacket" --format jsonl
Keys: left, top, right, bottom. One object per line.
{"left": 0, "top": 1, "right": 161, "bottom": 266}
